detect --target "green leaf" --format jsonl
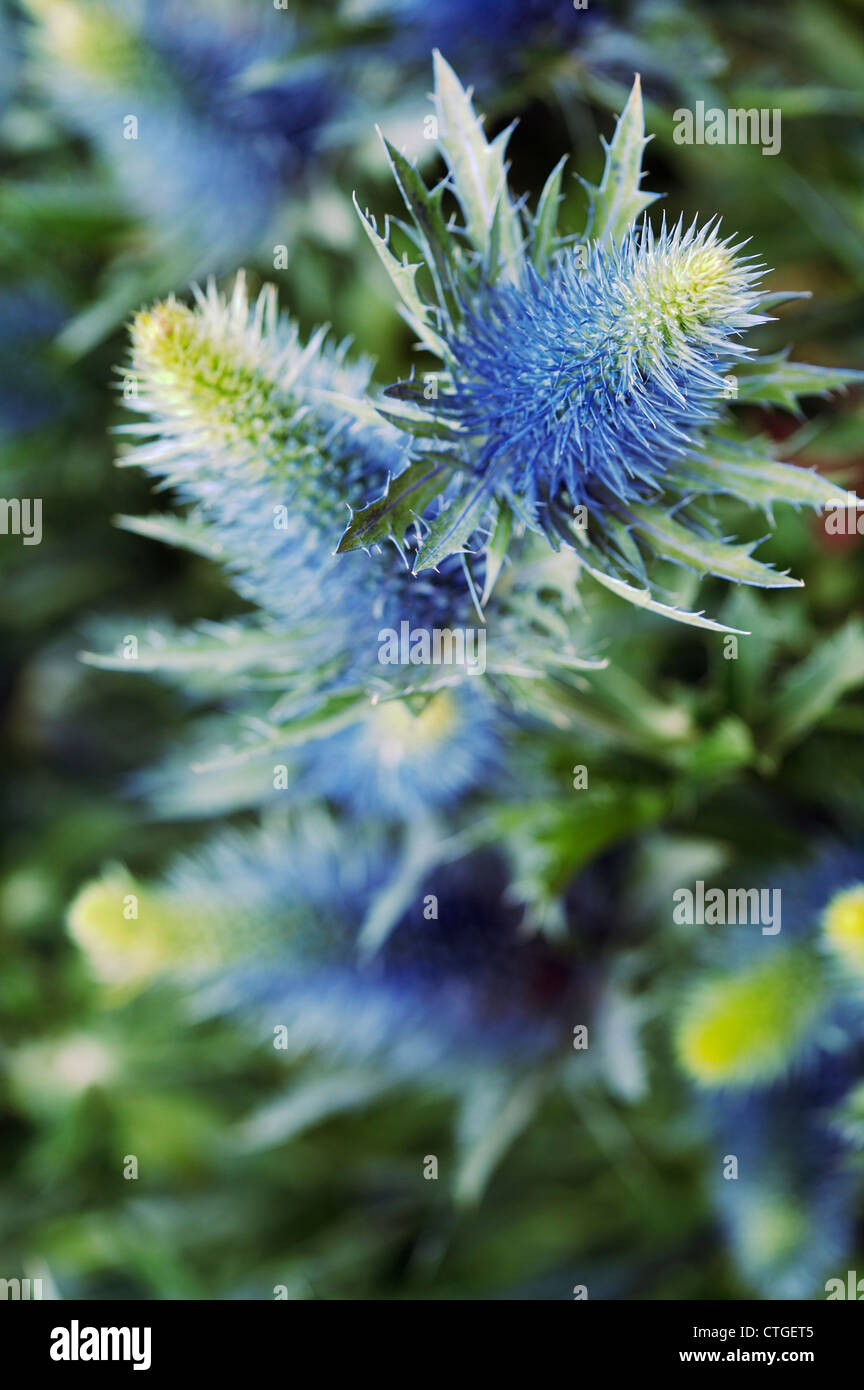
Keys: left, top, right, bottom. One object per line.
{"left": 336, "top": 456, "right": 452, "bottom": 553}
{"left": 676, "top": 440, "right": 852, "bottom": 513}
{"left": 755, "top": 290, "right": 812, "bottom": 313}
{"left": 352, "top": 194, "right": 445, "bottom": 355}
{"left": 627, "top": 506, "right": 802, "bottom": 589}
{"left": 234, "top": 1072, "right": 391, "bottom": 1150}
{"left": 454, "top": 1073, "right": 547, "bottom": 1207}
{"left": 381, "top": 135, "right": 462, "bottom": 326}
{"left": 764, "top": 620, "right": 864, "bottom": 755}
{"left": 532, "top": 156, "right": 568, "bottom": 273}
{"left": 581, "top": 561, "right": 749, "bottom": 634}
{"left": 581, "top": 75, "right": 661, "bottom": 245}
{"left": 413, "top": 467, "right": 499, "bottom": 572}
{"left": 191, "top": 690, "right": 370, "bottom": 770}
{"left": 432, "top": 50, "right": 522, "bottom": 275}
{"left": 115, "top": 512, "right": 226, "bottom": 562}
{"left": 545, "top": 500, "right": 749, "bottom": 631}
{"left": 735, "top": 353, "right": 864, "bottom": 411}
{"left": 481, "top": 499, "right": 513, "bottom": 605}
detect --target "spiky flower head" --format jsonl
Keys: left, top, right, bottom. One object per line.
{"left": 98, "top": 272, "right": 596, "bottom": 817}
{"left": 344, "top": 54, "right": 860, "bottom": 632}
{"left": 69, "top": 826, "right": 592, "bottom": 1074}
{"left": 443, "top": 217, "right": 764, "bottom": 516}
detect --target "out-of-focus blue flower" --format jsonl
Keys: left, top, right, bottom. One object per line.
{"left": 710, "top": 1062, "right": 858, "bottom": 1299}
{"left": 382, "top": 0, "right": 590, "bottom": 82}
{"left": 299, "top": 684, "right": 501, "bottom": 816}
{"left": 675, "top": 847, "right": 864, "bottom": 1294}
{"left": 675, "top": 846, "right": 864, "bottom": 1089}
{"left": 23, "top": 0, "right": 345, "bottom": 269}
{"left": 73, "top": 824, "right": 593, "bottom": 1075}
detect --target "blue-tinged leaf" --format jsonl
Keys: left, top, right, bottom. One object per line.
{"left": 764, "top": 620, "right": 864, "bottom": 755}
{"left": 627, "top": 506, "right": 803, "bottom": 589}
{"left": 414, "top": 467, "right": 500, "bottom": 572}
{"left": 432, "top": 50, "right": 522, "bottom": 276}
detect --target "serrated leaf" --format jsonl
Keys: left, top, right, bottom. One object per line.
{"left": 676, "top": 440, "right": 852, "bottom": 513}
{"left": 336, "top": 456, "right": 452, "bottom": 552}
{"left": 582, "top": 561, "right": 749, "bottom": 634}
{"left": 454, "top": 1073, "right": 547, "bottom": 1208}
{"left": 381, "top": 135, "right": 462, "bottom": 326}
{"left": 413, "top": 467, "right": 499, "bottom": 572}
{"left": 581, "top": 75, "right": 661, "bottom": 245}
{"left": 736, "top": 354, "right": 864, "bottom": 411}
{"left": 532, "top": 156, "right": 568, "bottom": 273}
{"left": 352, "top": 194, "right": 445, "bottom": 355}
{"left": 545, "top": 499, "right": 749, "bottom": 632}
{"left": 432, "top": 50, "right": 522, "bottom": 275}
{"left": 191, "top": 689, "right": 370, "bottom": 771}
{"left": 627, "top": 506, "right": 803, "bottom": 588}
{"left": 80, "top": 623, "right": 319, "bottom": 677}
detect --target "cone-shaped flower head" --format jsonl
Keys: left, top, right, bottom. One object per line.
{"left": 348, "top": 55, "right": 858, "bottom": 630}
{"left": 69, "top": 828, "right": 594, "bottom": 1074}
{"left": 446, "top": 218, "right": 764, "bottom": 516}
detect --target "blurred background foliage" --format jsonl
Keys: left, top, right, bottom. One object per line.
{"left": 1, "top": 0, "right": 863, "bottom": 1300}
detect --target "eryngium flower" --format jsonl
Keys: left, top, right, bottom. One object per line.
{"left": 70, "top": 826, "right": 595, "bottom": 1074}
{"left": 444, "top": 218, "right": 763, "bottom": 519}
{"left": 675, "top": 846, "right": 864, "bottom": 1088}
{"left": 351, "top": 55, "right": 859, "bottom": 629}
{"left": 22, "top": 0, "right": 343, "bottom": 270}
{"left": 711, "top": 1064, "right": 856, "bottom": 1299}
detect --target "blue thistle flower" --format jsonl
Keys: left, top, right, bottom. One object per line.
{"left": 442, "top": 217, "right": 765, "bottom": 520}
{"left": 95, "top": 272, "right": 581, "bottom": 814}
{"left": 22, "top": 0, "right": 344, "bottom": 271}
{"left": 346, "top": 55, "right": 860, "bottom": 632}
{"left": 710, "top": 1062, "right": 857, "bottom": 1299}
{"left": 70, "top": 825, "right": 594, "bottom": 1075}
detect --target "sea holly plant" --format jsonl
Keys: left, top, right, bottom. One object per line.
{"left": 345, "top": 52, "right": 861, "bottom": 632}
{"left": 88, "top": 270, "right": 602, "bottom": 809}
